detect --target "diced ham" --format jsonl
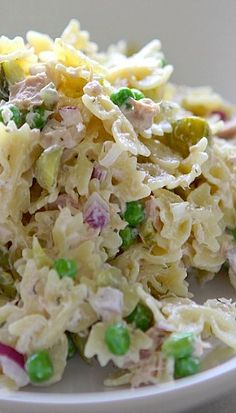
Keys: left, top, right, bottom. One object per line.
{"left": 89, "top": 287, "right": 123, "bottom": 320}
{"left": 45, "top": 194, "right": 80, "bottom": 211}
{"left": 218, "top": 117, "right": 236, "bottom": 139}
{"left": 9, "top": 74, "right": 49, "bottom": 110}
{"left": 83, "top": 81, "right": 102, "bottom": 97}
{"left": 122, "top": 98, "right": 159, "bottom": 132}
{"left": 59, "top": 106, "right": 83, "bottom": 126}
{"left": 41, "top": 106, "right": 85, "bottom": 149}
{"left": 145, "top": 198, "right": 163, "bottom": 232}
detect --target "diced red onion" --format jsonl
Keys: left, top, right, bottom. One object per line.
{"left": 139, "top": 349, "right": 152, "bottom": 360}
{"left": 218, "top": 117, "right": 236, "bottom": 139}
{"left": 210, "top": 110, "right": 227, "bottom": 122}
{"left": 0, "top": 343, "right": 29, "bottom": 387}
{"left": 91, "top": 164, "right": 107, "bottom": 182}
{"left": 83, "top": 192, "right": 110, "bottom": 230}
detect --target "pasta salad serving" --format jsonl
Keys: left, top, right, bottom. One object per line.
{"left": 0, "top": 19, "right": 236, "bottom": 390}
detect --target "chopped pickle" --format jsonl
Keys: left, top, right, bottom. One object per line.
{"left": 158, "top": 117, "right": 211, "bottom": 158}
{"left": 35, "top": 145, "right": 63, "bottom": 191}
{"left": 0, "top": 249, "right": 11, "bottom": 271}
{"left": 70, "top": 333, "right": 91, "bottom": 364}
{"left": 2, "top": 61, "right": 24, "bottom": 85}
{"left": 0, "top": 65, "right": 9, "bottom": 101}
{"left": 0, "top": 271, "right": 17, "bottom": 299}
{"left": 32, "top": 237, "right": 53, "bottom": 268}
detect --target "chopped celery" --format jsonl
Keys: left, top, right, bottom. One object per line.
{"left": 35, "top": 145, "right": 63, "bottom": 191}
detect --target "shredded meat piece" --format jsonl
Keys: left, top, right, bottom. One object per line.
{"left": 145, "top": 197, "right": 163, "bottom": 232}
{"left": 41, "top": 106, "right": 85, "bottom": 149}
{"left": 122, "top": 98, "right": 159, "bottom": 132}
{"left": 218, "top": 117, "right": 236, "bottom": 139}
{"left": 9, "top": 74, "right": 49, "bottom": 110}
{"left": 44, "top": 194, "right": 80, "bottom": 211}
{"left": 83, "top": 80, "right": 102, "bottom": 97}
{"left": 89, "top": 287, "right": 123, "bottom": 320}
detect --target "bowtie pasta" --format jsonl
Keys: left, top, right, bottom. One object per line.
{"left": 0, "top": 19, "right": 236, "bottom": 390}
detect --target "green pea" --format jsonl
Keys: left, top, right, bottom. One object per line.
{"left": 105, "top": 322, "right": 130, "bottom": 356}
{"left": 0, "top": 105, "right": 23, "bottom": 128}
{"left": 26, "top": 350, "right": 54, "bottom": 383}
{"left": 119, "top": 226, "right": 138, "bottom": 250}
{"left": 67, "top": 333, "right": 77, "bottom": 359}
{"left": 53, "top": 258, "right": 78, "bottom": 280}
{"left": 9, "top": 106, "right": 23, "bottom": 128}
{"left": 126, "top": 303, "right": 153, "bottom": 332}
{"left": 124, "top": 201, "right": 145, "bottom": 227}
{"left": 131, "top": 89, "right": 145, "bottom": 100}
{"left": 174, "top": 356, "right": 200, "bottom": 379}
{"left": 110, "top": 87, "right": 134, "bottom": 108}
{"left": 27, "top": 107, "right": 48, "bottom": 130}
{"left": 162, "top": 332, "right": 195, "bottom": 359}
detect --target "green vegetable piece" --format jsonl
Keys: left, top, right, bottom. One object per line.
{"left": 232, "top": 228, "right": 236, "bottom": 241}
{"left": 131, "top": 89, "right": 145, "bottom": 100}
{"left": 159, "top": 117, "right": 211, "bottom": 158}
{"left": 124, "top": 201, "right": 145, "bottom": 227}
{"left": 174, "top": 356, "right": 200, "bottom": 379}
{"left": 26, "top": 350, "right": 54, "bottom": 383}
{"left": 105, "top": 322, "right": 130, "bottom": 356}
{"left": 110, "top": 87, "right": 144, "bottom": 108}
{"left": 53, "top": 258, "right": 78, "bottom": 280}
{"left": 160, "top": 58, "right": 168, "bottom": 67}
{"left": 119, "top": 226, "right": 138, "bottom": 250}
{"left": 0, "top": 65, "right": 9, "bottom": 101}
{"left": 0, "top": 105, "right": 23, "bottom": 128}
{"left": 10, "top": 106, "right": 23, "bottom": 128}
{"left": 110, "top": 87, "right": 134, "bottom": 107}
{"left": 67, "top": 333, "right": 77, "bottom": 359}
{"left": 28, "top": 107, "right": 48, "bottom": 130}
{"left": 2, "top": 61, "right": 24, "bottom": 85}
{"left": 162, "top": 332, "right": 195, "bottom": 359}
{"left": 126, "top": 302, "right": 153, "bottom": 332}
{"left": 34, "top": 145, "right": 63, "bottom": 191}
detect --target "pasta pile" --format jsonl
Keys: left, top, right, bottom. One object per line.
{"left": 0, "top": 20, "right": 236, "bottom": 390}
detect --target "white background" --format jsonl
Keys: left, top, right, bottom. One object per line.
{"left": 0, "top": 0, "right": 236, "bottom": 102}
{"left": 0, "top": 1, "right": 236, "bottom": 412}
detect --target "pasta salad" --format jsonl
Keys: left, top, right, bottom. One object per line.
{"left": 0, "top": 20, "right": 236, "bottom": 390}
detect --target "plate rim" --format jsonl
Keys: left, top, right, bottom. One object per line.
{"left": 1, "top": 356, "right": 236, "bottom": 405}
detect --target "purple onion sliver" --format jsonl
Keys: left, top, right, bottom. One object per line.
{"left": 85, "top": 206, "right": 109, "bottom": 229}
{"left": 211, "top": 110, "right": 227, "bottom": 122}
{"left": 84, "top": 193, "right": 110, "bottom": 230}
{"left": 91, "top": 165, "right": 107, "bottom": 182}
{"left": 0, "top": 342, "right": 25, "bottom": 369}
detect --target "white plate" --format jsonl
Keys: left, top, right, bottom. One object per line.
{"left": 1, "top": 274, "right": 236, "bottom": 413}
